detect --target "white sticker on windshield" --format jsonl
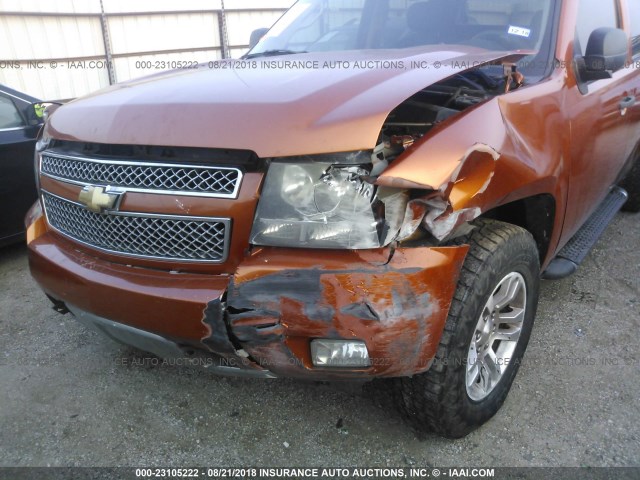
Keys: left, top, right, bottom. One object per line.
{"left": 508, "top": 25, "right": 531, "bottom": 38}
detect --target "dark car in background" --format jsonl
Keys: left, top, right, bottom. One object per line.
{"left": 0, "top": 85, "right": 43, "bottom": 246}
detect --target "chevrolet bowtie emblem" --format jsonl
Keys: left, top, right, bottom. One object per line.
{"left": 78, "top": 186, "right": 121, "bottom": 213}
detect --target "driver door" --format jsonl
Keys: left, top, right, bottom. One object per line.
{"left": 563, "top": 0, "right": 636, "bottom": 241}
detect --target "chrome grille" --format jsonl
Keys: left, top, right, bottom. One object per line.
{"left": 40, "top": 153, "right": 242, "bottom": 198}
{"left": 42, "top": 192, "right": 230, "bottom": 263}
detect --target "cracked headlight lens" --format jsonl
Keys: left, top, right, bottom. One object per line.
{"left": 250, "top": 157, "right": 407, "bottom": 249}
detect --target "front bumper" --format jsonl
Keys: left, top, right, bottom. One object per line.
{"left": 27, "top": 204, "right": 468, "bottom": 379}
{"left": 67, "top": 304, "right": 276, "bottom": 378}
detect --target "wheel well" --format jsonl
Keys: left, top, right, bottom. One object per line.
{"left": 481, "top": 194, "right": 556, "bottom": 263}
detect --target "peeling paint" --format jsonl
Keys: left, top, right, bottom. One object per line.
{"left": 341, "top": 302, "right": 381, "bottom": 322}
{"left": 228, "top": 272, "right": 337, "bottom": 323}
{"left": 211, "top": 247, "right": 468, "bottom": 378}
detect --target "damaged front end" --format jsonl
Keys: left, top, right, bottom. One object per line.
{"left": 196, "top": 61, "right": 532, "bottom": 379}
{"left": 372, "top": 62, "right": 526, "bottom": 245}
{"left": 250, "top": 62, "right": 523, "bottom": 253}
{"left": 29, "top": 49, "right": 542, "bottom": 381}
{"left": 204, "top": 246, "right": 468, "bottom": 379}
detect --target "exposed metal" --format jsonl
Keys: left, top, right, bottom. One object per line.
{"left": 40, "top": 152, "right": 243, "bottom": 198}
{"left": 42, "top": 191, "right": 231, "bottom": 263}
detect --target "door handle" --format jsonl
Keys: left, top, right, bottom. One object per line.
{"left": 620, "top": 96, "right": 636, "bottom": 109}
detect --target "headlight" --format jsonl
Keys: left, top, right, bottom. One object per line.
{"left": 250, "top": 155, "right": 408, "bottom": 249}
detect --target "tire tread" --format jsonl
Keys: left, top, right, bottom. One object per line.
{"left": 395, "top": 219, "right": 539, "bottom": 438}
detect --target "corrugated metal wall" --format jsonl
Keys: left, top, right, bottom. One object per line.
{"left": 0, "top": 0, "right": 295, "bottom": 100}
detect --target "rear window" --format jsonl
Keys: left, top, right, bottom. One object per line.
{"left": 630, "top": 0, "right": 640, "bottom": 56}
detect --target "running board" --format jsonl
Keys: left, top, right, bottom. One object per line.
{"left": 543, "top": 187, "right": 628, "bottom": 280}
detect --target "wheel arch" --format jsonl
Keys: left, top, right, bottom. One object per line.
{"left": 481, "top": 193, "right": 557, "bottom": 265}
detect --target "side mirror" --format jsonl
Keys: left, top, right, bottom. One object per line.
{"left": 249, "top": 28, "right": 269, "bottom": 49}
{"left": 26, "top": 103, "right": 45, "bottom": 126}
{"left": 578, "top": 27, "right": 628, "bottom": 81}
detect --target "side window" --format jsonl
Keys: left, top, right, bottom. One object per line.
{"left": 629, "top": 0, "right": 640, "bottom": 56}
{"left": 575, "top": 0, "right": 619, "bottom": 56}
{"left": 0, "top": 96, "right": 25, "bottom": 130}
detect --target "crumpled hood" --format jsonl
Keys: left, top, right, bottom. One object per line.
{"left": 48, "top": 47, "right": 525, "bottom": 158}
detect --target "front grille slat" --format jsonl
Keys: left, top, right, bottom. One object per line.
{"left": 40, "top": 153, "right": 242, "bottom": 198}
{"left": 42, "top": 193, "right": 229, "bottom": 263}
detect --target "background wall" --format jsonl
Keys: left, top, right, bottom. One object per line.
{"left": 0, "top": 0, "right": 296, "bottom": 100}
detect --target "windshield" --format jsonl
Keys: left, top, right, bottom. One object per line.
{"left": 249, "top": 0, "right": 557, "bottom": 77}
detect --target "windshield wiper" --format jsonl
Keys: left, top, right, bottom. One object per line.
{"left": 243, "top": 49, "right": 308, "bottom": 60}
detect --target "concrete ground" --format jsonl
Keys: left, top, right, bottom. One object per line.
{"left": 0, "top": 213, "right": 638, "bottom": 468}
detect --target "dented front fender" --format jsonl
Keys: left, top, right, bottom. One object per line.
{"left": 379, "top": 91, "right": 563, "bottom": 244}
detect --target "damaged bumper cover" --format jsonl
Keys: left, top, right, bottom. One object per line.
{"left": 28, "top": 208, "right": 468, "bottom": 379}
{"left": 219, "top": 247, "right": 468, "bottom": 378}
{"left": 66, "top": 304, "right": 276, "bottom": 378}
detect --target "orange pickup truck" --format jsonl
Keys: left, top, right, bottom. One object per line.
{"left": 27, "top": 0, "right": 639, "bottom": 438}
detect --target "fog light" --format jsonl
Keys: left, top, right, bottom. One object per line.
{"left": 311, "top": 339, "right": 371, "bottom": 368}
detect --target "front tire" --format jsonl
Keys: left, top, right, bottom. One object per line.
{"left": 395, "top": 220, "right": 540, "bottom": 438}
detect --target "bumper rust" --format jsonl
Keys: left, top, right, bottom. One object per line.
{"left": 27, "top": 205, "right": 468, "bottom": 379}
